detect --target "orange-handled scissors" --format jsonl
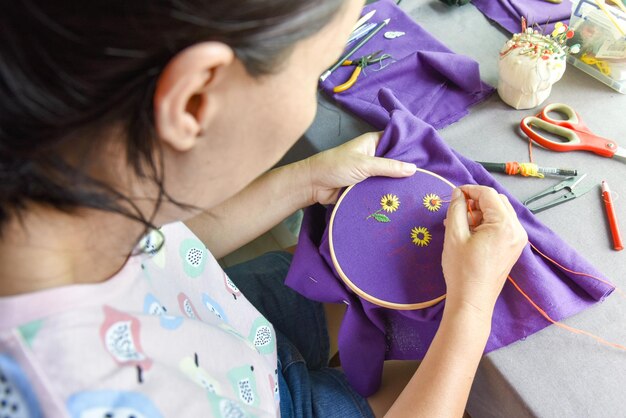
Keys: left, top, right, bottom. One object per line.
{"left": 520, "top": 103, "right": 626, "bottom": 162}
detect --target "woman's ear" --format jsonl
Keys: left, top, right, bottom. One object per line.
{"left": 154, "top": 42, "right": 235, "bottom": 152}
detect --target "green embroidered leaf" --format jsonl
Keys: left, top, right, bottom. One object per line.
{"left": 373, "top": 213, "right": 390, "bottom": 223}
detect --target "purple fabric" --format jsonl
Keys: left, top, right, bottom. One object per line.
{"left": 319, "top": 0, "right": 494, "bottom": 130}
{"left": 332, "top": 173, "right": 451, "bottom": 306}
{"left": 471, "top": 0, "right": 573, "bottom": 34}
{"left": 285, "top": 89, "right": 614, "bottom": 397}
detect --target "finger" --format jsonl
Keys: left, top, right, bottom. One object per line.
{"left": 359, "top": 156, "right": 416, "bottom": 178}
{"left": 444, "top": 188, "right": 471, "bottom": 240}
{"left": 368, "top": 130, "right": 384, "bottom": 148}
{"left": 458, "top": 185, "right": 501, "bottom": 202}
{"left": 459, "top": 185, "right": 507, "bottom": 222}
{"left": 499, "top": 194, "right": 516, "bottom": 216}
{"left": 350, "top": 131, "right": 383, "bottom": 156}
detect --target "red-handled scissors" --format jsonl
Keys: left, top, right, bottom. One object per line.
{"left": 520, "top": 103, "right": 626, "bottom": 163}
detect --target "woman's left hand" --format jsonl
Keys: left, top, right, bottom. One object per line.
{"left": 304, "top": 132, "right": 417, "bottom": 205}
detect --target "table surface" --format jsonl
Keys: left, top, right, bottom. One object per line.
{"left": 282, "top": 1, "right": 626, "bottom": 417}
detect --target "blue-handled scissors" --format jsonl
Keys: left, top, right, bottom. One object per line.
{"left": 520, "top": 103, "right": 626, "bottom": 163}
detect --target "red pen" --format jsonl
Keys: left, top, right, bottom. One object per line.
{"left": 601, "top": 181, "right": 624, "bottom": 251}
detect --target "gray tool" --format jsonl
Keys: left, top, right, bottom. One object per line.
{"left": 523, "top": 174, "right": 595, "bottom": 213}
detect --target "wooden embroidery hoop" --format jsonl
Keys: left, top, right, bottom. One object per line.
{"left": 328, "top": 168, "right": 455, "bottom": 310}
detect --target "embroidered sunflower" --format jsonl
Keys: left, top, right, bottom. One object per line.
{"left": 380, "top": 194, "right": 400, "bottom": 213}
{"left": 411, "top": 226, "right": 432, "bottom": 247}
{"left": 423, "top": 193, "right": 442, "bottom": 212}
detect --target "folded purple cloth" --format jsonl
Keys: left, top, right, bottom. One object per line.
{"left": 471, "top": 0, "right": 573, "bottom": 34}
{"left": 285, "top": 89, "right": 614, "bottom": 397}
{"left": 319, "top": 0, "right": 494, "bottom": 130}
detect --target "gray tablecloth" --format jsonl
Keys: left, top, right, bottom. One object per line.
{"left": 281, "top": 1, "right": 626, "bottom": 416}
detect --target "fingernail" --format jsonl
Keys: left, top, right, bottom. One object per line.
{"left": 402, "top": 163, "right": 417, "bottom": 175}
{"left": 452, "top": 188, "right": 462, "bottom": 199}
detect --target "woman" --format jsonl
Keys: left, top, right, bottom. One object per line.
{"left": 0, "top": 0, "right": 526, "bottom": 416}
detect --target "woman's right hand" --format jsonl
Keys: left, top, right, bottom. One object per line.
{"left": 441, "top": 185, "right": 528, "bottom": 318}
{"left": 380, "top": 185, "right": 526, "bottom": 418}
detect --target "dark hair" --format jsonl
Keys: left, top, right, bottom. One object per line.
{"left": 0, "top": 0, "right": 344, "bottom": 232}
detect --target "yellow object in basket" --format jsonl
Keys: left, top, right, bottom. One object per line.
{"left": 580, "top": 53, "right": 613, "bottom": 75}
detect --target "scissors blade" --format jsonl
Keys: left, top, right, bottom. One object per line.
{"left": 572, "top": 184, "right": 597, "bottom": 199}
{"left": 568, "top": 173, "right": 588, "bottom": 189}
{"left": 571, "top": 181, "right": 595, "bottom": 198}
{"left": 613, "top": 146, "right": 626, "bottom": 162}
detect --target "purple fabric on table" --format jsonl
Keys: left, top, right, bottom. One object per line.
{"left": 285, "top": 89, "right": 614, "bottom": 397}
{"left": 471, "top": 0, "right": 573, "bottom": 34}
{"left": 319, "top": 0, "right": 494, "bottom": 130}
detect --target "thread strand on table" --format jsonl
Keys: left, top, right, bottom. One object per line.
{"left": 507, "top": 274, "right": 626, "bottom": 351}
{"left": 530, "top": 242, "right": 625, "bottom": 299}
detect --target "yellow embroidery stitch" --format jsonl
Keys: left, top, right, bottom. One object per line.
{"left": 380, "top": 194, "right": 400, "bottom": 213}
{"left": 423, "top": 194, "right": 442, "bottom": 212}
{"left": 411, "top": 226, "right": 432, "bottom": 247}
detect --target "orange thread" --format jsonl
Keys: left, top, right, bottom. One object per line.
{"left": 425, "top": 177, "right": 623, "bottom": 349}
{"left": 443, "top": 193, "right": 623, "bottom": 349}
{"left": 528, "top": 137, "right": 535, "bottom": 163}
{"left": 446, "top": 196, "right": 623, "bottom": 294}
{"left": 530, "top": 242, "right": 626, "bottom": 299}
{"left": 507, "top": 274, "right": 626, "bottom": 351}
{"left": 432, "top": 195, "right": 454, "bottom": 207}
{"left": 428, "top": 193, "right": 475, "bottom": 226}
{"left": 439, "top": 192, "right": 477, "bottom": 227}
{"left": 506, "top": 241, "right": 626, "bottom": 351}
{"left": 505, "top": 161, "right": 520, "bottom": 175}
{"left": 504, "top": 162, "right": 544, "bottom": 178}
{"left": 462, "top": 191, "right": 478, "bottom": 227}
